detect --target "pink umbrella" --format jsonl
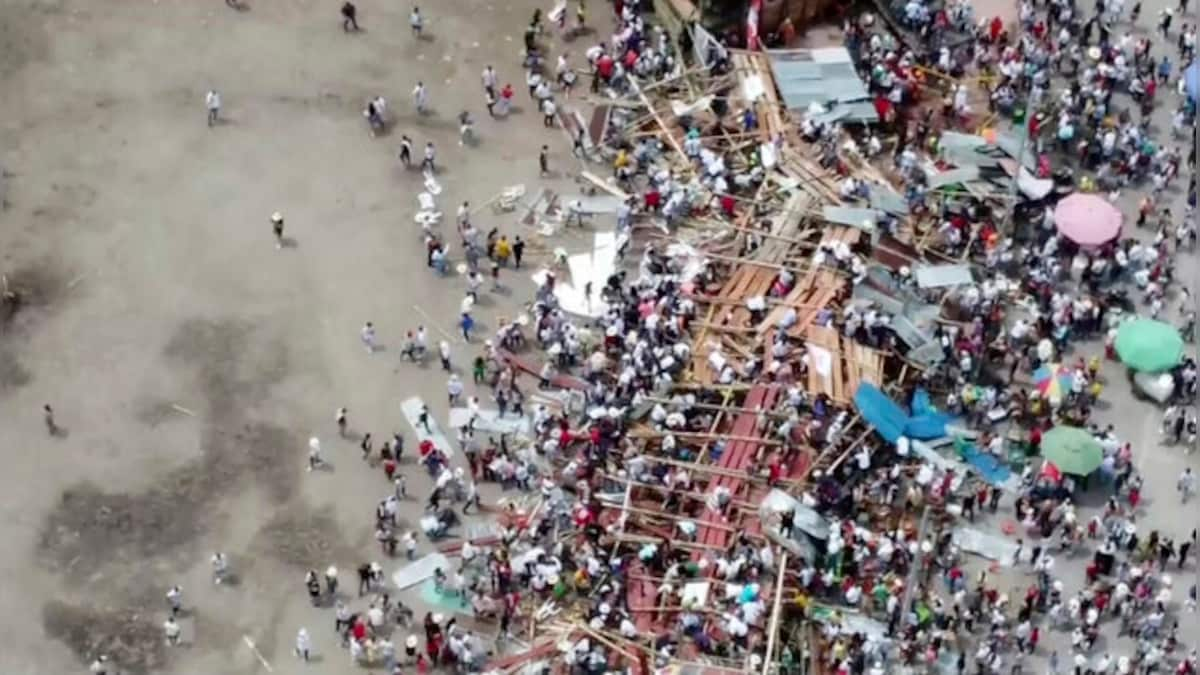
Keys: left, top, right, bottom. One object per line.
{"left": 1054, "top": 194, "right": 1122, "bottom": 247}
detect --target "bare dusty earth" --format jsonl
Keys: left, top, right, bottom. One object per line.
{"left": 0, "top": 1, "right": 573, "bottom": 672}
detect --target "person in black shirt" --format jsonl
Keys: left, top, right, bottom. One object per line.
{"left": 341, "top": 2, "right": 359, "bottom": 31}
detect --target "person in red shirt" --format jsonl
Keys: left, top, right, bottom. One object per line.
{"left": 352, "top": 617, "right": 367, "bottom": 642}
{"left": 720, "top": 194, "right": 736, "bottom": 218}
{"left": 644, "top": 187, "right": 661, "bottom": 211}
{"left": 597, "top": 54, "right": 614, "bottom": 81}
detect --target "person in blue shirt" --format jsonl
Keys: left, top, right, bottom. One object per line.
{"left": 1159, "top": 55, "right": 1172, "bottom": 82}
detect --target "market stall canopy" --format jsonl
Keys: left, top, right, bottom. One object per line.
{"left": 1054, "top": 193, "right": 1122, "bottom": 247}
{"left": 1032, "top": 363, "right": 1072, "bottom": 402}
{"left": 1115, "top": 318, "right": 1184, "bottom": 373}
{"left": 1040, "top": 425, "right": 1103, "bottom": 476}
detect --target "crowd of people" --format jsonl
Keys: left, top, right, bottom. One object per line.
{"left": 95, "top": 1, "right": 1197, "bottom": 674}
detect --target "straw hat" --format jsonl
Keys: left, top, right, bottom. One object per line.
{"left": 270, "top": 212, "right": 283, "bottom": 223}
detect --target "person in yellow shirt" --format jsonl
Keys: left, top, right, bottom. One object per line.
{"left": 494, "top": 235, "right": 512, "bottom": 265}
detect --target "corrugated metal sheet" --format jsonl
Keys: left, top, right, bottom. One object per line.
{"left": 869, "top": 185, "right": 910, "bottom": 214}
{"left": 767, "top": 47, "right": 878, "bottom": 123}
{"left": 914, "top": 264, "right": 974, "bottom": 288}
{"left": 928, "top": 166, "right": 982, "bottom": 188}
{"left": 822, "top": 205, "right": 882, "bottom": 230}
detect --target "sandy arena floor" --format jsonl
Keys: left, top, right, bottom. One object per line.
{"left": 0, "top": 1, "right": 576, "bottom": 672}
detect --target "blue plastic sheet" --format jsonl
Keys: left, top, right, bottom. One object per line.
{"left": 853, "top": 384, "right": 953, "bottom": 444}
{"left": 954, "top": 438, "right": 1013, "bottom": 486}
{"left": 1186, "top": 61, "right": 1200, "bottom": 104}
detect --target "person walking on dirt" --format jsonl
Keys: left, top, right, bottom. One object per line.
{"left": 295, "top": 627, "right": 312, "bottom": 661}
{"left": 205, "top": 90, "right": 221, "bottom": 127}
{"left": 166, "top": 585, "right": 183, "bottom": 616}
{"left": 409, "top": 7, "right": 423, "bottom": 36}
{"left": 163, "top": 616, "right": 181, "bottom": 646}
{"left": 341, "top": 2, "right": 360, "bottom": 31}
{"left": 513, "top": 236, "right": 525, "bottom": 269}
{"left": 336, "top": 407, "right": 348, "bottom": 436}
{"left": 308, "top": 436, "right": 324, "bottom": 471}
{"left": 422, "top": 142, "right": 436, "bottom": 173}
{"left": 413, "top": 82, "right": 429, "bottom": 115}
{"left": 399, "top": 135, "right": 413, "bottom": 168}
{"left": 43, "top": 404, "right": 57, "bottom": 436}
{"left": 1180, "top": 468, "right": 1196, "bottom": 503}
{"left": 270, "top": 212, "right": 285, "bottom": 248}
{"left": 361, "top": 322, "right": 377, "bottom": 353}
{"left": 211, "top": 552, "right": 229, "bottom": 584}
{"left": 324, "top": 565, "right": 339, "bottom": 598}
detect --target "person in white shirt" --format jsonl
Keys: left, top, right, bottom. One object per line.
{"left": 481, "top": 65, "right": 497, "bottom": 96}
{"left": 308, "top": 436, "right": 323, "bottom": 471}
{"left": 295, "top": 627, "right": 311, "bottom": 661}
{"left": 205, "top": 90, "right": 221, "bottom": 127}
{"left": 162, "top": 616, "right": 181, "bottom": 645}
{"left": 211, "top": 552, "right": 228, "bottom": 585}
{"left": 412, "top": 82, "right": 428, "bottom": 114}
{"left": 409, "top": 7, "right": 423, "bottom": 36}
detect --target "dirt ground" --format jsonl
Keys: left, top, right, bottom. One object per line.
{"left": 0, "top": 1, "right": 575, "bottom": 672}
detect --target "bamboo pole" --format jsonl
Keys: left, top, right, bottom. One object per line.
{"left": 628, "top": 429, "right": 783, "bottom": 446}
{"left": 761, "top": 552, "right": 790, "bottom": 675}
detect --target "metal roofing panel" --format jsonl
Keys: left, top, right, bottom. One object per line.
{"left": 869, "top": 186, "right": 909, "bottom": 214}
{"left": 928, "top": 166, "right": 982, "bottom": 188}
{"left": 822, "top": 206, "right": 881, "bottom": 230}
{"left": 767, "top": 47, "right": 873, "bottom": 111}
{"left": 914, "top": 264, "right": 975, "bottom": 288}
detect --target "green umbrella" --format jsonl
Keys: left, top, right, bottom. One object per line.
{"left": 1040, "top": 426, "right": 1103, "bottom": 476}
{"left": 1115, "top": 318, "right": 1184, "bottom": 373}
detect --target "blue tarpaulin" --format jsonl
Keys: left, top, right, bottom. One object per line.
{"left": 954, "top": 438, "right": 1013, "bottom": 486}
{"left": 1186, "top": 61, "right": 1200, "bottom": 104}
{"left": 854, "top": 383, "right": 953, "bottom": 444}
